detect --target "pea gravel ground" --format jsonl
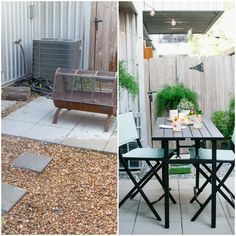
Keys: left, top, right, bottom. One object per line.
{"left": 1, "top": 135, "right": 117, "bottom": 235}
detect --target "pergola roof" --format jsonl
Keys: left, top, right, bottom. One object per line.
{"left": 143, "top": 10, "right": 224, "bottom": 34}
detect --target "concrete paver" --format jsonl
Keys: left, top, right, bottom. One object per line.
{"left": 11, "top": 152, "right": 52, "bottom": 173}
{"left": 1, "top": 100, "right": 16, "bottom": 112}
{"left": 103, "top": 132, "right": 117, "bottom": 153}
{"left": 1, "top": 183, "right": 27, "bottom": 214}
{"left": 1, "top": 96, "right": 116, "bottom": 153}
{"left": 1, "top": 119, "right": 35, "bottom": 136}
{"left": 62, "top": 113, "right": 115, "bottom": 151}
{"left": 182, "top": 219, "right": 232, "bottom": 235}
{"left": 39, "top": 110, "right": 84, "bottom": 129}
{"left": 119, "top": 221, "right": 135, "bottom": 235}
{"left": 119, "top": 177, "right": 234, "bottom": 234}
{"left": 22, "top": 123, "right": 71, "bottom": 143}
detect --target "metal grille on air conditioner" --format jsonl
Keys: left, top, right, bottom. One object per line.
{"left": 32, "top": 39, "right": 81, "bottom": 82}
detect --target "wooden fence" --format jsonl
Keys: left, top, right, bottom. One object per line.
{"left": 146, "top": 55, "right": 235, "bottom": 118}
{"left": 144, "top": 55, "right": 235, "bottom": 148}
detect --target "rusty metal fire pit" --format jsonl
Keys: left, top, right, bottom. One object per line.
{"left": 52, "top": 68, "right": 117, "bottom": 131}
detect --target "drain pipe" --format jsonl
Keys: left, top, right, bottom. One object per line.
{"left": 14, "top": 39, "right": 27, "bottom": 79}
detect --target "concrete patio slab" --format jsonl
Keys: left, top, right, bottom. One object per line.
{"left": 119, "top": 177, "right": 234, "bottom": 234}
{"left": 133, "top": 220, "right": 182, "bottom": 235}
{"left": 1, "top": 119, "right": 35, "bottom": 136}
{"left": 22, "top": 123, "right": 71, "bottom": 143}
{"left": 180, "top": 202, "right": 226, "bottom": 222}
{"left": 62, "top": 113, "right": 116, "bottom": 151}
{"left": 119, "top": 221, "right": 135, "bottom": 235}
{"left": 1, "top": 183, "right": 27, "bottom": 214}
{"left": 182, "top": 219, "right": 232, "bottom": 235}
{"left": 2, "top": 96, "right": 116, "bottom": 153}
{"left": 6, "top": 108, "right": 49, "bottom": 123}
{"left": 39, "top": 110, "right": 84, "bottom": 129}
{"left": 119, "top": 198, "right": 141, "bottom": 222}
{"left": 103, "top": 131, "right": 117, "bottom": 153}
{"left": 11, "top": 152, "right": 52, "bottom": 172}
{"left": 136, "top": 202, "right": 181, "bottom": 222}
{"left": 1, "top": 100, "right": 16, "bottom": 112}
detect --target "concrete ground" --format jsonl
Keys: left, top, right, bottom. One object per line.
{"left": 1, "top": 100, "right": 16, "bottom": 112}
{"left": 1, "top": 97, "right": 116, "bottom": 153}
{"left": 119, "top": 177, "right": 235, "bottom": 235}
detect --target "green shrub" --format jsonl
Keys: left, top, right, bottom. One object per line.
{"left": 155, "top": 84, "right": 198, "bottom": 116}
{"left": 212, "top": 97, "right": 235, "bottom": 140}
{"left": 212, "top": 111, "right": 233, "bottom": 140}
{"left": 119, "top": 60, "right": 139, "bottom": 98}
{"left": 229, "top": 97, "right": 235, "bottom": 113}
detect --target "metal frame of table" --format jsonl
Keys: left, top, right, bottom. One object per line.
{"left": 152, "top": 117, "right": 224, "bottom": 228}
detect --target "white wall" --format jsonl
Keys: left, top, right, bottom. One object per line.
{"left": 1, "top": 1, "right": 91, "bottom": 86}
{"left": 119, "top": 2, "right": 149, "bottom": 146}
{"left": 119, "top": 10, "right": 139, "bottom": 114}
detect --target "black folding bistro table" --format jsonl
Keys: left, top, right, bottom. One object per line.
{"left": 152, "top": 117, "right": 224, "bottom": 228}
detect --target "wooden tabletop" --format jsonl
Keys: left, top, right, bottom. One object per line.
{"left": 152, "top": 117, "right": 224, "bottom": 141}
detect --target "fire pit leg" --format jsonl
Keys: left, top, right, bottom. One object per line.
{"left": 104, "top": 115, "right": 112, "bottom": 132}
{"left": 52, "top": 108, "right": 62, "bottom": 124}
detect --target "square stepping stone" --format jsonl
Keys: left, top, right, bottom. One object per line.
{"left": 1, "top": 183, "right": 27, "bottom": 214}
{"left": 11, "top": 152, "right": 52, "bottom": 173}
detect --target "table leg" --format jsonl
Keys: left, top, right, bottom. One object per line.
{"left": 211, "top": 140, "right": 217, "bottom": 228}
{"left": 163, "top": 140, "right": 169, "bottom": 228}
{"left": 195, "top": 140, "right": 200, "bottom": 189}
{"left": 176, "top": 140, "right": 180, "bottom": 158}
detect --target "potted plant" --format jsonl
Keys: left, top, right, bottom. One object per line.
{"left": 177, "top": 98, "right": 194, "bottom": 116}
{"left": 119, "top": 60, "right": 139, "bottom": 99}
{"left": 155, "top": 84, "right": 198, "bottom": 116}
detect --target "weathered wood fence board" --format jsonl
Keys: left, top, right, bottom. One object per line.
{"left": 89, "top": 2, "right": 117, "bottom": 72}
{"left": 145, "top": 55, "right": 235, "bottom": 149}
{"left": 146, "top": 55, "right": 235, "bottom": 119}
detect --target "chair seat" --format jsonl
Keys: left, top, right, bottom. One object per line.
{"left": 123, "top": 148, "right": 175, "bottom": 160}
{"left": 189, "top": 148, "right": 235, "bottom": 162}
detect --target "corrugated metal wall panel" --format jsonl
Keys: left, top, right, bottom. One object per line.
{"left": 1, "top": 1, "right": 91, "bottom": 86}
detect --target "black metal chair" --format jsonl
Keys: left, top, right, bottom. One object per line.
{"left": 119, "top": 112, "right": 176, "bottom": 221}
{"left": 189, "top": 132, "right": 235, "bottom": 221}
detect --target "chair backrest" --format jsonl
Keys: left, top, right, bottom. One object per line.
{"left": 119, "top": 112, "right": 139, "bottom": 146}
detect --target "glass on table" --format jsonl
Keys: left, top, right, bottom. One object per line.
{"left": 169, "top": 110, "right": 178, "bottom": 120}
{"left": 193, "top": 117, "right": 203, "bottom": 129}
{"left": 172, "top": 119, "right": 182, "bottom": 131}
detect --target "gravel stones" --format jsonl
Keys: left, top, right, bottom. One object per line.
{"left": 1, "top": 135, "right": 117, "bottom": 234}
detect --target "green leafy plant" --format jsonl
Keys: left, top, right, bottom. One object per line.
{"left": 155, "top": 84, "right": 198, "bottom": 116}
{"left": 119, "top": 60, "right": 139, "bottom": 98}
{"left": 212, "top": 97, "right": 235, "bottom": 142}
{"left": 195, "top": 109, "right": 203, "bottom": 115}
{"left": 212, "top": 111, "right": 233, "bottom": 140}
{"left": 229, "top": 97, "right": 235, "bottom": 113}
{"left": 177, "top": 99, "right": 194, "bottom": 111}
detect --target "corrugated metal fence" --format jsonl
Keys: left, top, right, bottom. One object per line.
{"left": 1, "top": 1, "right": 91, "bottom": 86}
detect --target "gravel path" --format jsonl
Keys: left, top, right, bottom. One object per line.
{"left": 1, "top": 135, "right": 117, "bottom": 235}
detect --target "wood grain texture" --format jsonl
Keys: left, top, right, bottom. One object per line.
{"left": 147, "top": 55, "right": 235, "bottom": 117}
{"left": 89, "top": 2, "right": 117, "bottom": 72}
